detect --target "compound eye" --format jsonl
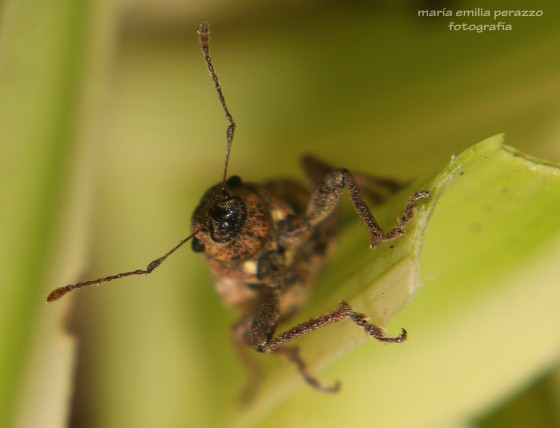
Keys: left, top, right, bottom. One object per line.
{"left": 191, "top": 236, "right": 205, "bottom": 253}
{"left": 225, "top": 175, "right": 242, "bottom": 188}
{"left": 209, "top": 196, "right": 246, "bottom": 243}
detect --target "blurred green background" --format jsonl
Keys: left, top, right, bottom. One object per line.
{"left": 1, "top": 0, "right": 559, "bottom": 427}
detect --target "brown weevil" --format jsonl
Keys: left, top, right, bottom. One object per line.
{"left": 47, "top": 22, "right": 429, "bottom": 393}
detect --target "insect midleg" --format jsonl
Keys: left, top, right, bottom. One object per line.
{"left": 273, "top": 346, "right": 339, "bottom": 393}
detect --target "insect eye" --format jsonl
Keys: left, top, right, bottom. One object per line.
{"left": 225, "top": 175, "right": 242, "bottom": 188}
{"left": 191, "top": 237, "right": 205, "bottom": 253}
{"left": 209, "top": 197, "right": 247, "bottom": 243}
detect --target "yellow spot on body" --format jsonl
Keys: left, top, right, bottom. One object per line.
{"left": 271, "top": 209, "right": 286, "bottom": 222}
{"left": 243, "top": 260, "right": 258, "bottom": 274}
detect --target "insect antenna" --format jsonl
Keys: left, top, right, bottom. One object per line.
{"left": 47, "top": 23, "right": 230, "bottom": 303}
{"left": 46, "top": 230, "right": 200, "bottom": 302}
{"left": 198, "top": 21, "right": 236, "bottom": 187}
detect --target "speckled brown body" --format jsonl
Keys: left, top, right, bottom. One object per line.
{"left": 45, "top": 22, "right": 430, "bottom": 394}
{"left": 185, "top": 26, "right": 431, "bottom": 395}
{"left": 193, "top": 178, "right": 336, "bottom": 319}
{"left": 188, "top": 154, "right": 427, "bottom": 394}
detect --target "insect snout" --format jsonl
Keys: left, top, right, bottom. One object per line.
{"left": 208, "top": 194, "right": 247, "bottom": 243}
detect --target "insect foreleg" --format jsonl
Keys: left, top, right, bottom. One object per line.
{"left": 280, "top": 168, "right": 429, "bottom": 249}
{"left": 256, "top": 301, "right": 406, "bottom": 352}
{"left": 245, "top": 287, "right": 342, "bottom": 393}
{"left": 303, "top": 155, "right": 407, "bottom": 203}
{"left": 249, "top": 300, "right": 406, "bottom": 391}
{"left": 249, "top": 285, "right": 281, "bottom": 349}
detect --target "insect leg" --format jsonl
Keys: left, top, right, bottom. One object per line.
{"left": 273, "top": 346, "right": 340, "bottom": 393}
{"left": 285, "top": 167, "right": 428, "bottom": 248}
{"left": 249, "top": 286, "right": 281, "bottom": 348}
{"left": 248, "top": 286, "right": 340, "bottom": 392}
{"left": 303, "top": 155, "right": 407, "bottom": 203}
{"left": 257, "top": 301, "right": 406, "bottom": 353}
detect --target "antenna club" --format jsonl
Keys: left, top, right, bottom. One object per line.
{"left": 46, "top": 231, "right": 199, "bottom": 301}
{"left": 198, "top": 22, "right": 210, "bottom": 44}
{"left": 147, "top": 258, "right": 163, "bottom": 272}
{"left": 46, "top": 287, "right": 68, "bottom": 302}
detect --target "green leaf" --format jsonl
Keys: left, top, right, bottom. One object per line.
{"left": 230, "top": 135, "right": 560, "bottom": 427}
{"left": 4, "top": 5, "right": 559, "bottom": 426}
{"left": 0, "top": 0, "right": 113, "bottom": 426}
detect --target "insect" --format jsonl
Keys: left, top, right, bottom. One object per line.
{"left": 47, "top": 22, "right": 429, "bottom": 393}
